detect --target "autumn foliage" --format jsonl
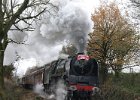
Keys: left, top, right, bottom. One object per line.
{"left": 87, "top": 2, "right": 139, "bottom": 79}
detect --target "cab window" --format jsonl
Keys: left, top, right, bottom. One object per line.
{"left": 55, "top": 59, "right": 66, "bottom": 74}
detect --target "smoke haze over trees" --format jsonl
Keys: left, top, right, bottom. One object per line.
{"left": 61, "top": 44, "right": 77, "bottom": 56}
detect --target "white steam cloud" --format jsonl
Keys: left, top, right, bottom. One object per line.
{"left": 34, "top": 84, "right": 44, "bottom": 95}
{"left": 33, "top": 80, "right": 67, "bottom": 100}
{"left": 55, "top": 80, "right": 67, "bottom": 100}
{"left": 40, "top": 0, "right": 92, "bottom": 53}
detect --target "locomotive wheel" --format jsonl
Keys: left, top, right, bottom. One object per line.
{"left": 87, "top": 96, "right": 92, "bottom": 100}
{"left": 79, "top": 97, "right": 87, "bottom": 100}
{"left": 65, "top": 96, "right": 78, "bottom": 100}
{"left": 65, "top": 94, "right": 92, "bottom": 100}
{"left": 65, "top": 96, "right": 71, "bottom": 100}
{"left": 72, "top": 95, "right": 79, "bottom": 100}
{"left": 73, "top": 94, "right": 80, "bottom": 100}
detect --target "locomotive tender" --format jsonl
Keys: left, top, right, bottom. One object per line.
{"left": 21, "top": 53, "right": 99, "bottom": 100}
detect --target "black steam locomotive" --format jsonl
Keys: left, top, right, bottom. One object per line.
{"left": 21, "top": 53, "right": 99, "bottom": 100}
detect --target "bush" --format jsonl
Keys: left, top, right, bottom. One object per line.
{"left": 100, "top": 73, "right": 140, "bottom": 100}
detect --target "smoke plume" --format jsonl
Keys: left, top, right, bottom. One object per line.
{"left": 40, "top": 0, "right": 92, "bottom": 53}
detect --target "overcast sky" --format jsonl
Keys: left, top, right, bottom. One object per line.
{"left": 3, "top": 0, "right": 136, "bottom": 77}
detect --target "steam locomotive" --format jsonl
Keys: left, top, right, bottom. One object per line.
{"left": 21, "top": 53, "right": 99, "bottom": 100}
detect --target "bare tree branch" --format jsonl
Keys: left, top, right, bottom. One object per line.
{"left": 4, "top": 0, "right": 29, "bottom": 33}
{"left": 131, "top": 0, "right": 140, "bottom": 7}
{"left": 15, "top": 8, "right": 46, "bottom": 24}
{"left": 10, "top": 24, "right": 35, "bottom": 31}
{"left": 8, "top": 38, "right": 28, "bottom": 45}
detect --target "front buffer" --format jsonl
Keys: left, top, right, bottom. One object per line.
{"left": 66, "top": 84, "right": 99, "bottom": 100}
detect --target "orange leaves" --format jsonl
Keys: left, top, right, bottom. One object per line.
{"left": 87, "top": 1, "right": 139, "bottom": 70}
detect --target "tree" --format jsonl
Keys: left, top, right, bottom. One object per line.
{"left": 130, "top": 0, "right": 140, "bottom": 10}
{"left": 0, "top": 0, "right": 54, "bottom": 89}
{"left": 3, "top": 65, "right": 15, "bottom": 79}
{"left": 87, "top": 2, "right": 139, "bottom": 82}
{"left": 61, "top": 44, "right": 77, "bottom": 56}
{"left": 129, "top": 0, "right": 140, "bottom": 26}
{"left": 129, "top": 0, "right": 140, "bottom": 65}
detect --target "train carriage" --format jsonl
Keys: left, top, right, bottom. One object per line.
{"left": 21, "top": 67, "right": 44, "bottom": 89}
